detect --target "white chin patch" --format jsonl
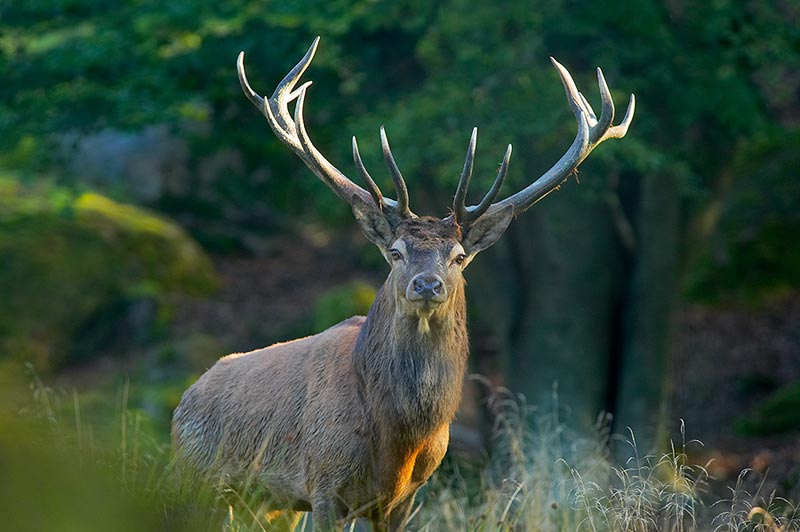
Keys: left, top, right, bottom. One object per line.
{"left": 415, "top": 308, "right": 434, "bottom": 334}
{"left": 417, "top": 316, "right": 430, "bottom": 335}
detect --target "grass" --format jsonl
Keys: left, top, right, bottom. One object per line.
{"left": 2, "top": 370, "right": 798, "bottom": 532}
{"left": 414, "top": 388, "right": 799, "bottom": 532}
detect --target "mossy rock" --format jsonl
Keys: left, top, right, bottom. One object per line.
{"left": 736, "top": 381, "right": 800, "bottom": 436}
{"left": 0, "top": 177, "right": 217, "bottom": 370}
{"left": 312, "top": 280, "right": 377, "bottom": 333}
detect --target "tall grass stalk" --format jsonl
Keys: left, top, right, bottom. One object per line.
{"left": 415, "top": 389, "right": 799, "bottom": 532}
{"left": 8, "top": 371, "right": 800, "bottom": 531}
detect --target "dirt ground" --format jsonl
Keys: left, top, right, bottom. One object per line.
{"left": 672, "top": 296, "right": 800, "bottom": 498}
{"left": 173, "top": 235, "right": 385, "bottom": 354}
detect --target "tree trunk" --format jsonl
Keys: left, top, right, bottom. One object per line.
{"left": 466, "top": 168, "right": 678, "bottom": 460}
{"left": 612, "top": 173, "right": 679, "bottom": 458}
{"left": 504, "top": 185, "right": 624, "bottom": 434}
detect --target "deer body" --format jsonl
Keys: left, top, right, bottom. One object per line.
{"left": 174, "top": 311, "right": 459, "bottom": 520}
{"left": 173, "top": 37, "right": 634, "bottom": 531}
{"left": 174, "top": 218, "right": 472, "bottom": 528}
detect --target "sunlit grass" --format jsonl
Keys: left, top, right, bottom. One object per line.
{"left": 414, "top": 388, "right": 798, "bottom": 532}
{"left": 2, "top": 370, "right": 798, "bottom": 531}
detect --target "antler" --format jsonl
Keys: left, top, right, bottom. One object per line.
{"left": 452, "top": 57, "right": 635, "bottom": 230}
{"left": 237, "top": 37, "right": 415, "bottom": 226}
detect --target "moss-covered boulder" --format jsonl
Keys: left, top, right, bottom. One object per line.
{"left": 0, "top": 177, "right": 217, "bottom": 370}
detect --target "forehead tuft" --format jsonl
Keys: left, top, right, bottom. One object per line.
{"left": 395, "top": 217, "right": 461, "bottom": 245}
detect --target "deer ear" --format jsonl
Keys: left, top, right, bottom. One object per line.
{"left": 461, "top": 205, "right": 514, "bottom": 256}
{"left": 352, "top": 195, "right": 394, "bottom": 250}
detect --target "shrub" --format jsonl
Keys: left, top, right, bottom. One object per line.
{"left": 0, "top": 177, "right": 217, "bottom": 369}
{"left": 736, "top": 381, "right": 800, "bottom": 436}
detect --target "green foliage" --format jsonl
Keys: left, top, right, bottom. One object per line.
{"left": 0, "top": 371, "right": 227, "bottom": 532}
{"left": 0, "top": 177, "right": 217, "bottom": 369}
{"left": 347, "top": 0, "right": 797, "bottom": 208}
{"left": 1, "top": 0, "right": 796, "bottom": 234}
{"left": 736, "top": 381, "right": 800, "bottom": 436}
{"left": 686, "top": 132, "right": 800, "bottom": 303}
{"left": 0, "top": 0, "right": 434, "bottom": 228}
{"left": 312, "top": 279, "right": 376, "bottom": 332}
{"left": 3, "top": 0, "right": 798, "bottom": 256}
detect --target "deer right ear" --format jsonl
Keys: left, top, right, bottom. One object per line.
{"left": 461, "top": 204, "right": 514, "bottom": 256}
{"left": 352, "top": 195, "right": 395, "bottom": 250}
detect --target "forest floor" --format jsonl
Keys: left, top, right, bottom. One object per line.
{"left": 672, "top": 295, "right": 800, "bottom": 499}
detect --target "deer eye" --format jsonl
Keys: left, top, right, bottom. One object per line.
{"left": 453, "top": 254, "right": 466, "bottom": 266}
{"left": 389, "top": 249, "right": 403, "bottom": 261}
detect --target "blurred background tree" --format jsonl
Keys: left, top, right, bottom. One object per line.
{"left": 1, "top": 0, "right": 799, "bottom": 463}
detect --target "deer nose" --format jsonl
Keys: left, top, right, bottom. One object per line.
{"left": 409, "top": 274, "right": 445, "bottom": 302}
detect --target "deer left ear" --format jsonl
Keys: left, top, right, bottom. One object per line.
{"left": 461, "top": 205, "right": 514, "bottom": 256}
{"left": 352, "top": 195, "right": 395, "bottom": 250}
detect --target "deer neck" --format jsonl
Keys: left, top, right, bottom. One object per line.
{"left": 353, "top": 278, "right": 469, "bottom": 443}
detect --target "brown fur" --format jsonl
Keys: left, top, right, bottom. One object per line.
{"left": 172, "top": 218, "right": 483, "bottom": 531}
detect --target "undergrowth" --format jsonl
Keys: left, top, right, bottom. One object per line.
{"left": 415, "top": 387, "right": 799, "bottom": 532}
{"left": 3, "top": 370, "right": 799, "bottom": 531}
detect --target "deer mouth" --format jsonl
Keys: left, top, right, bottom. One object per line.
{"left": 413, "top": 298, "right": 441, "bottom": 312}
{"left": 400, "top": 296, "right": 445, "bottom": 327}
{"left": 406, "top": 294, "right": 446, "bottom": 310}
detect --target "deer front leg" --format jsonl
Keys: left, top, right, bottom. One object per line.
{"left": 310, "top": 492, "right": 340, "bottom": 532}
{"left": 385, "top": 490, "right": 419, "bottom": 532}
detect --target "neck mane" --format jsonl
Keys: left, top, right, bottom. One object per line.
{"left": 352, "top": 275, "right": 469, "bottom": 442}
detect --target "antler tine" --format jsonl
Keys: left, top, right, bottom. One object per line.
{"left": 467, "top": 143, "right": 512, "bottom": 222}
{"left": 453, "top": 127, "right": 477, "bottom": 225}
{"left": 578, "top": 92, "right": 597, "bottom": 124}
{"left": 237, "top": 52, "right": 265, "bottom": 112}
{"left": 269, "top": 37, "right": 320, "bottom": 136}
{"left": 551, "top": 58, "right": 588, "bottom": 126}
{"left": 480, "top": 57, "right": 634, "bottom": 218}
{"left": 594, "top": 67, "right": 614, "bottom": 134}
{"left": 352, "top": 136, "right": 384, "bottom": 209}
{"left": 237, "top": 38, "right": 318, "bottom": 141}
{"left": 380, "top": 126, "right": 412, "bottom": 219}
{"left": 605, "top": 94, "right": 636, "bottom": 140}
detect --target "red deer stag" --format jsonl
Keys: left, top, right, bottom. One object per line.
{"left": 172, "top": 37, "right": 634, "bottom": 531}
